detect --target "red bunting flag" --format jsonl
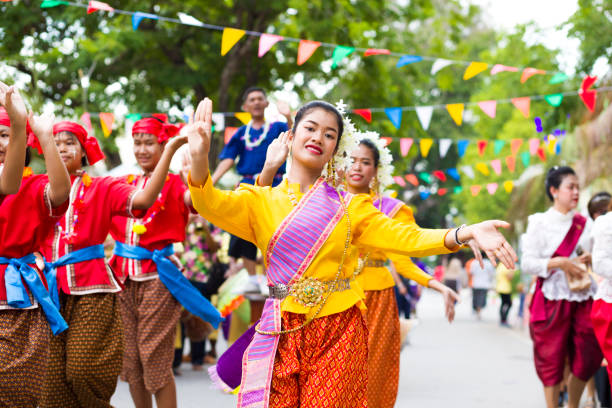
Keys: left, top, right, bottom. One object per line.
{"left": 400, "top": 138, "right": 413, "bottom": 157}
{"left": 364, "top": 48, "right": 390, "bottom": 56}
{"left": 511, "top": 97, "right": 531, "bottom": 118}
{"left": 297, "top": 40, "right": 321, "bottom": 65}
{"left": 405, "top": 174, "right": 419, "bottom": 186}
{"left": 224, "top": 126, "right": 238, "bottom": 144}
{"left": 433, "top": 170, "right": 447, "bottom": 182}
{"left": 381, "top": 137, "right": 392, "bottom": 147}
{"left": 510, "top": 139, "right": 523, "bottom": 155}
{"left": 580, "top": 75, "right": 597, "bottom": 112}
{"left": 393, "top": 176, "right": 406, "bottom": 187}
{"left": 438, "top": 188, "right": 448, "bottom": 196}
{"left": 536, "top": 147, "right": 546, "bottom": 162}
{"left": 477, "top": 140, "right": 488, "bottom": 156}
{"left": 505, "top": 156, "right": 516, "bottom": 172}
{"left": 98, "top": 112, "right": 114, "bottom": 137}
{"left": 87, "top": 0, "right": 113, "bottom": 14}
{"left": 353, "top": 109, "right": 372, "bottom": 123}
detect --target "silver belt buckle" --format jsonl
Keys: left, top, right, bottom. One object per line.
{"left": 269, "top": 283, "right": 290, "bottom": 299}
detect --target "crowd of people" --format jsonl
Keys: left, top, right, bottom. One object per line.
{"left": 0, "top": 77, "right": 609, "bottom": 408}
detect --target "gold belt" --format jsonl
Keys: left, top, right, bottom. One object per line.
{"left": 269, "top": 277, "right": 352, "bottom": 307}
{"left": 364, "top": 259, "right": 385, "bottom": 268}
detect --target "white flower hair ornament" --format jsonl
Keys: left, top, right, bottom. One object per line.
{"left": 358, "top": 130, "right": 395, "bottom": 192}
{"left": 321, "top": 100, "right": 360, "bottom": 180}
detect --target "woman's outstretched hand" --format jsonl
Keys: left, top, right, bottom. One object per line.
{"left": 458, "top": 221, "right": 517, "bottom": 269}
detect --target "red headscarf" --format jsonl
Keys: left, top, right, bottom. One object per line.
{"left": 132, "top": 114, "right": 181, "bottom": 143}
{"left": 50, "top": 121, "right": 106, "bottom": 165}
{"left": 0, "top": 107, "right": 10, "bottom": 127}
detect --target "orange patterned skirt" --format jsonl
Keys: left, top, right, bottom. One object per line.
{"left": 364, "top": 288, "right": 400, "bottom": 408}
{"left": 269, "top": 306, "right": 368, "bottom": 408}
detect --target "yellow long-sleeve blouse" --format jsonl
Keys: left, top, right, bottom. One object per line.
{"left": 357, "top": 204, "right": 441, "bottom": 291}
{"left": 189, "top": 175, "right": 455, "bottom": 319}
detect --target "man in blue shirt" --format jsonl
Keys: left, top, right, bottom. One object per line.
{"left": 211, "top": 87, "right": 292, "bottom": 276}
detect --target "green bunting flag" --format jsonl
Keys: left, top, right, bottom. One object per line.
{"left": 331, "top": 46, "right": 355, "bottom": 69}
{"left": 40, "top": 0, "right": 69, "bottom": 8}
{"left": 544, "top": 93, "right": 564, "bottom": 107}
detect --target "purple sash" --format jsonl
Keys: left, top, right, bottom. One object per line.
{"left": 530, "top": 213, "right": 586, "bottom": 322}
{"left": 209, "top": 178, "right": 350, "bottom": 407}
{"left": 373, "top": 196, "right": 404, "bottom": 218}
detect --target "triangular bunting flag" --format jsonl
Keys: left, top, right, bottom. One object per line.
{"left": 364, "top": 48, "right": 390, "bottom": 56}
{"left": 224, "top": 127, "right": 238, "bottom": 144}
{"left": 536, "top": 147, "right": 546, "bottom": 162}
{"left": 470, "top": 185, "right": 482, "bottom": 197}
{"left": 520, "top": 151, "right": 530, "bottom": 167}
{"left": 400, "top": 138, "right": 413, "bottom": 157}
{"left": 297, "top": 40, "right": 321, "bottom": 65}
{"left": 234, "top": 112, "right": 252, "bottom": 125}
{"left": 87, "top": 0, "right": 113, "bottom": 14}
{"left": 503, "top": 180, "right": 514, "bottom": 193}
{"left": 132, "top": 12, "right": 158, "bottom": 31}
{"left": 510, "top": 139, "right": 523, "bottom": 155}
{"left": 453, "top": 186, "right": 463, "bottom": 194}
{"left": 385, "top": 107, "right": 402, "bottom": 130}
{"left": 419, "top": 172, "right": 432, "bottom": 184}
{"left": 439, "top": 139, "right": 452, "bottom": 158}
{"left": 397, "top": 55, "right": 423, "bottom": 67}
{"left": 433, "top": 170, "right": 447, "bottom": 182}
{"left": 41, "top": 0, "right": 68, "bottom": 7}
{"left": 490, "top": 64, "right": 519, "bottom": 75}
{"left": 221, "top": 28, "right": 246, "bottom": 56}
{"left": 463, "top": 62, "right": 488, "bottom": 80}
{"left": 438, "top": 188, "right": 448, "bottom": 196}
{"left": 580, "top": 75, "right": 597, "bottom": 112}
{"left": 381, "top": 137, "right": 392, "bottom": 147}
{"left": 544, "top": 94, "right": 564, "bottom": 107}
{"left": 431, "top": 59, "right": 453, "bottom": 75}
{"left": 420, "top": 139, "right": 434, "bottom": 158}
{"left": 99, "top": 112, "right": 114, "bottom": 137}
{"left": 494, "top": 140, "right": 505, "bottom": 155}
{"left": 258, "top": 34, "right": 283, "bottom": 58}
{"left": 446, "top": 103, "right": 464, "bottom": 126}
{"left": 520, "top": 67, "right": 547, "bottom": 83}
{"left": 457, "top": 140, "right": 469, "bottom": 158}
{"left": 353, "top": 109, "right": 372, "bottom": 123}
{"left": 177, "top": 12, "right": 204, "bottom": 27}
{"left": 490, "top": 159, "right": 502, "bottom": 175}
{"left": 394, "top": 176, "right": 406, "bottom": 187}
{"left": 331, "top": 45, "right": 355, "bottom": 69}
{"left": 547, "top": 136, "right": 558, "bottom": 154}
{"left": 461, "top": 165, "right": 475, "bottom": 179}
{"left": 420, "top": 191, "right": 431, "bottom": 200}
{"left": 415, "top": 106, "right": 433, "bottom": 130}
{"left": 80, "top": 112, "right": 93, "bottom": 133}
{"left": 549, "top": 72, "right": 569, "bottom": 84}
{"left": 477, "top": 140, "right": 488, "bottom": 156}
{"left": 511, "top": 97, "right": 531, "bottom": 118}
{"left": 447, "top": 168, "right": 460, "bottom": 181}
{"left": 475, "top": 162, "right": 490, "bottom": 176}
{"left": 125, "top": 113, "right": 142, "bottom": 122}
{"left": 477, "top": 100, "right": 497, "bottom": 118}
{"left": 487, "top": 183, "right": 498, "bottom": 195}
{"left": 212, "top": 113, "right": 225, "bottom": 131}
{"left": 505, "top": 156, "right": 516, "bottom": 172}
{"left": 529, "top": 138, "right": 540, "bottom": 155}
{"left": 405, "top": 174, "right": 419, "bottom": 186}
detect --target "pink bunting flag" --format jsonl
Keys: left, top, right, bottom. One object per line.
{"left": 394, "top": 176, "right": 407, "bottom": 187}
{"left": 470, "top": 185, "right": 482, "bottom": 197}
{"left": 490, "top": 159, "right": 502, "bottom": 175}
{"left": 529, "top": 138, "right": 540, "bottom": 156}
{"left": 405, "top": 174, "right": 419, "bottom": 186}
{"left": 258, "top": 34, "right": 283, "bottom": 58}
{"left": 511, "top": 97, "right": 531, "bottom": 118}
{"left": 99, "top": 112, "right": 114, "bottom": 137}
{"left": 490, "top": 64, "right": 519, "bottom": 75}
{"left": 510, "top": 139, "right": 523, "bottom": 155}
{"left": 477, "top": 100, "right": 497, "bottom": 118}
{"left": 487, "top": 183, "right": 498, "bottom": 195}
{"left": 87, "top": 0, "right": 113, "bottom": 14}
{"left": 297, "top": 40, "right": 321, "bottom": 66}
{"left": 580, "top": 75, "right": 598, "bottom": 112}
{"left": 353, "top": 109, "right": 372, "bottom": 123}
{"left": 381, "top": 137, "right": 392, "bottom": 147}
{"left": 400, "top": 138, "right": 413, "bottom": 157}
{"left": 80, "top": 112, "right": 93, "bottom": 133}
{"left": 477, "top": 140, "right": 487, "bottom": 156}
{"left": 505, "top": 156, "right": 516, "bottom": 172}
{"left": 521, "top": 67, "right": 547, "bottom": 83}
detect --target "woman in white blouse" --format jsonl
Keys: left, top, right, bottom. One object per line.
{"left": 590, "top": 207, "right": 612, "bottom": 394}
{"left": 521, "top": 166, "right": 603, "bottom": 408}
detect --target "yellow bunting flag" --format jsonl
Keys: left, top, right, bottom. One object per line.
{"left": 234, "top": 112, "right": 252, "bottom": 125}
{"left": 503, "top": 180, "right": 514, "bottom": 193}
{"left": 475, "top": 162, "right": 490, "bottom": 176}
{"left": 221, "top": 28, "right": 246, "bottom": 56}
{"left": 446, "top": 103, "right": 464, "bottom": 126}
{"left": 463, "top": 61, "right": 488, "bottom": 80}
{"left": 419, "top": 138, "right": 434, "bottom": 158}
{"left": 547, "top": 136, "right": 557, "bottom": 154}
{"left": 99, "top": 112, "right": 114, "bottom": 137}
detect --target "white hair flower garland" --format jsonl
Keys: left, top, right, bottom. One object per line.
{"left": 321, "top": 100, "right": 360, "bottom": 179}
{"left": 359, "top": 130, "right": 395, "bottom": 191}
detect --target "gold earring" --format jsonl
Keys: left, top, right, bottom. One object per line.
{"left": 371, "top": 176, "right": 380, "bottom": 195}
{"left": 326, "top": 158, "right": 336, "bottom": 187}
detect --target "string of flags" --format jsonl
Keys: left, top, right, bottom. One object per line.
{"left": 412, "top": 178, "right": 519, "bottom": 200}
{"left": 31, "top": 0, "right": 561, "bottom": 80}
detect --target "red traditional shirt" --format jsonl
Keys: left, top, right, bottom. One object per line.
{"left": 0, "top": 174, "right": 68, "bottom": 309}
{"left": 43, "top": 173, "right": 141, "bottom": 295}
{"left": 109, "top": 173, "right": 190, "bottom": 282}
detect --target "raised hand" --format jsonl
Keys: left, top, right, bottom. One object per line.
{"left": 188, "top": 97, "right": 213, "bottom": 159}
{"left": 461, "top": 220, "right": 517, "bottom": 269}
{"left": 165, "top": 133, "right": 188, "bottom": 153}
{"left": 0, "top": 82, "right": 27, "bottom": 128}
{"left": 265, "top": 131, "right": 290, "bottom": 170}
{"left": 27, "top": 112, "right": 55, "bottom": 143}
{"left": 276, "top": 100, "right": 291, "bottom": 119}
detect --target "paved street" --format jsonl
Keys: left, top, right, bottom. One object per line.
{"left": 112, "top": 289, "right": 543, "bottom": 407}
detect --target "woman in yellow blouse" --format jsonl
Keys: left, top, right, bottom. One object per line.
{"left": 186, "top": 97, "right": 517, "bottom": 408}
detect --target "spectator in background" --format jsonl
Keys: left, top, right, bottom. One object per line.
{"left": 471, "top": 255, "right": 496, "bottom": 320}
{"left": 496, "top": 262, "right": 516, "bottom": 327}
{"left": 444, "top": 256, "right": 464, "bottom": 294}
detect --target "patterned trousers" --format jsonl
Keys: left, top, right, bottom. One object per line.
{"left": 119, "top": 278, "right": 181, "bottom": 394}
{"left": 270, "top": 306, "right": 368, "bottom": 408}
{"left": 40, "top": 292, "right": 124, "bottom": 408}
{"left": 0, "top": 308, "right": 49, "bottom": 408}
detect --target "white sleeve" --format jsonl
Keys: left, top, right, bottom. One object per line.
{"left": 520, "top": 214, "right": 550, "bottom": 278}
{"left": 592, "top": 214, "right": 612, "bottom": 280}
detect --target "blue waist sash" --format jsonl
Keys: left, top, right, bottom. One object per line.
{"left": 113, "top": 242, "right": 223, "bottom": 328}
{"left": 0, "top": 254, "right": 68, "bottom": 335}
{"left": 43, "top": 244, "right": 106, "bottom": 311}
